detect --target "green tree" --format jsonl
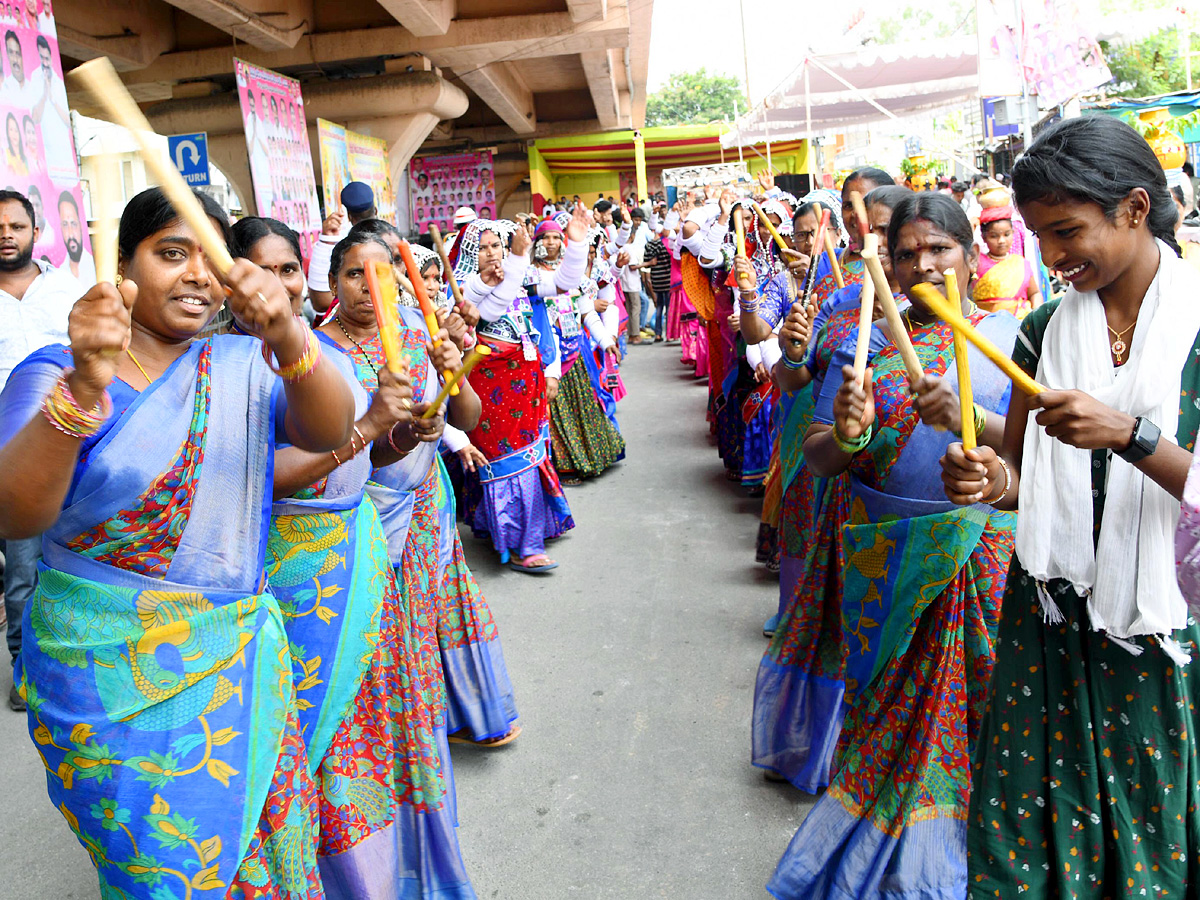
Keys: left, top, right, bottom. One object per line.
{"left": 1101, "top": 28, "right": 1196, "bottom": 97}
{"left": 645, "top": 69, "right": 744, "bottom": 126}
{"left": 873, "top": 0, "right": 976, "bottom": 43}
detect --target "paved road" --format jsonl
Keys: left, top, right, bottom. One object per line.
{"left": 0, "top": 340, "right": 812, "bottom": 899}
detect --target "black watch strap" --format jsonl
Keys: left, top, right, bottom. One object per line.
{"left": 1116, "top": 416, "right": 1161, "bottom": 464}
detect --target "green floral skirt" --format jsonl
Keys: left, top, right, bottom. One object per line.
{"left": 967, "top": 563, "right": 1200, "bottom": 898}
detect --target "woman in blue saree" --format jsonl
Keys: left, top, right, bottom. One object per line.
{"left": 235, "top": 217, "right": 451, "bottom": 899}
{"left": 0, "top": 188, "right": 357, "bottom": 898}
{"left": 768, "top": 193, "right": 1019, "bottom": 899}
{"left": 752, "top": 185, "right": 908, "bottom": 793}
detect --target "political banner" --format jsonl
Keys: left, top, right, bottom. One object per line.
{"left": 408, "top": 151, "right": 496, "bottom": 235}
{"left": 316, "top": 118, "right": 350, "bottom": 215}
{"left": 976, "top": 0, "right": 1111, "bottom": 107}
{"left": 0, "top": 4, "right": 93, "bottom": 284}
{"left": 346, "top": 131, "right": 395, "bottom": 224}
{"left": 234, "top": 59, "right": 321, "bottom": 261}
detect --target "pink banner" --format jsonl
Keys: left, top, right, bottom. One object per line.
{"left": 0, "top": 3, "right": 92, "bottom": 283}
{"left": 408, "top": 151, "right": 496, "bottom": 234}
{"left": 234, "top": 59, "right": 321, "bottom": 262}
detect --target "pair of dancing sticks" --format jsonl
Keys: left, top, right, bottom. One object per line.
{"left": 74, "top": 57, "right": 483, "bottom": 418}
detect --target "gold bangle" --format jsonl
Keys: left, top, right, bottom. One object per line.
{"left": 988, "top": 457, "right": 1012, "bottom": 505}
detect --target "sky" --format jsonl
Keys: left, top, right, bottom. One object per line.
{"left": 646, "top": 0, "right": 890, "bottom": 106}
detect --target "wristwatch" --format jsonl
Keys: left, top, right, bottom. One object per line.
{"left": 1116, "top": 416, "right": 1161, "bottom": 464}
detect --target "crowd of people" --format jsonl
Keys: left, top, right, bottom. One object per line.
{"left": 7, "top": 110, "right": 1200, "bottom": 899}
{"left": 669, "top": 114, "right": 1200, "bottom": 899}
{"left": 0, "top": 174, "right": 657, "bottom": 897}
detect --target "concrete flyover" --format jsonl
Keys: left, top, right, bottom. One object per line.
{"left": 54, "top": 0, "right": 656, "bottom": 211}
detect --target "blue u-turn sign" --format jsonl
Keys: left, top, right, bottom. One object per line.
{"left": 167, "top": 132, "right": 210, "bottom": 186}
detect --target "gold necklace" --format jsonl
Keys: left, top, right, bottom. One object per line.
{"left": 126, "top": 349, "right": 153, "bottom": 386}
{"left": 1107, "top": 319, "right": 1135, "bottom": 363}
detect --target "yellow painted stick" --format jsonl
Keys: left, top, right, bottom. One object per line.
{"left": 421, "top": 344, "right": 491, "bottom": 418}
{"left": 945, "top": 270, "right": 976, "bottom": 449}
{"left": 908, "top": 283, "right": 1047, "bottom": 395}
{"left": 428, "top": 223, "right": 464, "bottom": 308}
{"left": 71, "top": 58, "right": 234, "bottom": 277}
{"left": 734, "top": 207, "right": 752, "bottom": 290}
{"left": 749, "top": 200, "right": 788, "bottom": 253}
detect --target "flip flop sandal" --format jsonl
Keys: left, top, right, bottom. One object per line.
{"left": 448, "top": 723, "right": 523, "bottom": 747}
{"left": 509, "top": 556, "right": 558, "bottom": 574}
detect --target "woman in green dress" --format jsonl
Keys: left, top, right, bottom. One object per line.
{"left": 941, "top": 115, "right": 1200, "bottom": 897}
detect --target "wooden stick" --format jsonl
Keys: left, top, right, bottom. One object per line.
{"left": 91, "top": 153, "right": 119, "bottom": 285}
{"left": 428, "top": 223, "right": 464, "bottom": 308}
{"left": 866, "top": 251, "right": 923, "bottom": 383}
{"left": 849, "top": 192, "right": 874, "bottom": 381}
{"left": 945, "top": 270, "right": 976, "bottom": 449}
{"left": 734, "top": 207, "right": 752, "bottom": 290}
{"left": 70, "top": 58, "right": 234, "bottom": 277}
{"left": 908, "top": 283, "right": 1047, "bottom": 395}
{"left": 421, "top": 344, "right": 491, "bottom": 418}
{"left": 846, "top": 191, "right": 921, "bottom": 382}
{"left": 824, "top": 229, "right": 844, "bottom": 290}
{"left": 397, "top": 240, "right": 457, "bottom": 395}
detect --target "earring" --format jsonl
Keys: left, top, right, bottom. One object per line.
{"left": 115, "top": 274, "right": 123, "bottom": 285}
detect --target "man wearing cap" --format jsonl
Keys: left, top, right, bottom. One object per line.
{"left": 444, "top": 206, "right": 477, "bottom": 258}
{"left": 307, "top": 181, "right": 375, "bottom": 313}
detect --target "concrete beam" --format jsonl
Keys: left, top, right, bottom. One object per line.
{"left": 120, "top": 9, "right": 631, "bottom": 84}
{"left": 158, "top": 0, "right": 312, "bottom": 52}
{"left": 375, "top": 0, "right": 454, "bottom": 36}
{"left": 566, "top": 0, "right": 607, "bottom": 23}
{"left": 580, "top": 49, "right": 621, "bottom": 130}
{"left": 140, "top": 71, "right": 468, "bottom": 137}
{"left": 443, "top": 118, "right": 604, "bottom": 145}
{"left": 626, "top": 0, "right": 652, "bottom": 127}
{"left": 456, "top": 62, "right": 536, "bottom": 136}
{"left": 53, "top": 0, "right": 174, "bottom": 70}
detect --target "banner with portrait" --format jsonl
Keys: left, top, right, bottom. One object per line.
{"left": 408, "top": 151, "right": 496, "bottom": 235}
{"left": 234, "top": 59, "right": 322, "bottom": 261}
{"left": 316, "top": 118, "right": 350, "bottom": 215}
{"left": 0, "top": 4, "right": 93, "bottom": 284}
{"left": 346, "top": 131, "right": 395, "bottom": 225}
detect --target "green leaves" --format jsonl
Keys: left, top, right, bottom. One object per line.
{"left": 646, "top": 69, "right": 744, "bottom": 127}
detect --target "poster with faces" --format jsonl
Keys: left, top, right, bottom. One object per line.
{"left": 234, "top": 59, "right": 322, "bottom": 262}
{"left": 408, "top": 150, "right": 496, "bottom": 234}
{"left": 0, "top": 1, "right": 93, "bottom": 284}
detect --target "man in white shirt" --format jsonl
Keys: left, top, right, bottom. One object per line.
{"left": 55, "top": 190, "right": 94, "bottom": 287}
{"left": 2, "top": 30, "right": 37, "bottom": 110}
{"left": 0, "top": 189, "right": 82, "bottom": 711}
{"left": 30, "top": 35, "right": 76, "bottom": 179}
{"left": 619, "top": 206, "right": 651, "bottom": 343}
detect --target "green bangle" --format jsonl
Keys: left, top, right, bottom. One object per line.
{"left": 832, "top": 422, "right": 872, "bottom": 454}
{"left": 973, "top": 402, "right": 987, "bottom": 437}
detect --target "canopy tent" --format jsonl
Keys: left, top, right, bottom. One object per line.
{"left": 721, "top": 43, "right": 980, "bottom": 148}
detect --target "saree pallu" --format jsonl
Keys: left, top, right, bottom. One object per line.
{"left": 423, "top": 456, "right": 518, "bottom": 743}
{"left": 579, "top": 335, "right": 622, "bottom": 432}
{"left": 468, "top": 337, "right": 573, "bottom": 561}
{"left": 665, "top": 254, "right": 683, "bottom": 340}
{"left": 323, "top": 321, "right": 476, "bottom": 900}
{"left": 548, "top": 332, "right": 625, "bottom": 479}
{"left": 974, "top": 253, "right": 1035, "bottom": 319}
{"left": 768, "top": 311, "right": 1020, "bottom": 900}
{"left": 2, "top": 338, "right": 324, "bottom": 899}
{"left": 741, "top": 384, "right": 777, "bottom": 489}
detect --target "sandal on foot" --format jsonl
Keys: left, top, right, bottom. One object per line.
{"left": 509, "top": 554, "right": 558, "bottom": 574}
{"left": 448, "top": 723, "right": 523, "bottom": 747}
